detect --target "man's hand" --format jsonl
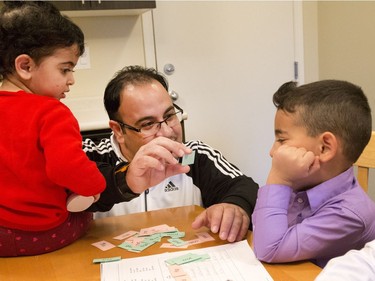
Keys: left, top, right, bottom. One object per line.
{"left": 126, "top": 137, "right": 192, "bottom": 194}
{"left": 267, "top": 144, "right": 320, "bottom": 190}
{"left": 191, "top": 203, "right": 249, "bottom": 243}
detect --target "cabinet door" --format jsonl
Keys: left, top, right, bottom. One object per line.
{"left": 50, "top": 1, "right": 155, "bottom": 11}
{"left": 90, "top": 1, "right": 156, "bottom": 10}
{"left": 50, "top": 1, "right": 89, "bottom": 11}
{"left": 150, "top": 1, "right": 297, "bottom": 184}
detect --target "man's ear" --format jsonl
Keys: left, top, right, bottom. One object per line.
{"left": 109, "top": 120, "right": 125, "bottom": 143}
{"left": 319, "top": 132, "right": 338, "bottom": 162}
{"left": 14, "top": 54, "right": 34, "bottom": 80}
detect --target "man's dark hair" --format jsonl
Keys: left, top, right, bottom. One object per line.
{"left": 104, "top": 65, "right": 169, "bottom": 121}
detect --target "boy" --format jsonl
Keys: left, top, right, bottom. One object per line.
{"left": 252, "top": 80, "right": 375, "bottom": 267}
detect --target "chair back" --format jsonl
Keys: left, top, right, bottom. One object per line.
{"left": 354, "top": 131, "right": 375, "bottom": 192}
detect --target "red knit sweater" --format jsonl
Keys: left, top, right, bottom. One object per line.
{"left": 0, "top": 90, "right": 106, "bottom": 231}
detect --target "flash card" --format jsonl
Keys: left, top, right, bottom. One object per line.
{"left": 179, "top": 151, "right": 196, "bottom": 165}
{"left": 93, "top": 256, "right": 121, "bottom": 264}
{"left": 91, "top": 240, "right": 116, "bottom": 251}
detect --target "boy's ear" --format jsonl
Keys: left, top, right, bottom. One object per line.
{"left": 319, "top": 132, "right": 338, "bottom": 162}
{"left": 14, "top": 54, "right": 35, "bottom": 80}
{"left": 109, "top": 120, "right": 125, "bottom": 143}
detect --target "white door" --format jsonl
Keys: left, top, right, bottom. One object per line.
{"left": 144, "top": 1, "right": 297, "bottom": 185}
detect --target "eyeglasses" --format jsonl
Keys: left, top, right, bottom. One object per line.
{"left": 115, "top": 110, "right": 183, "bottom": 138}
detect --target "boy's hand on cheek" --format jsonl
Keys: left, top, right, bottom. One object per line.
{"left": 267, "top": 144, "right": 320, "bottom": 190}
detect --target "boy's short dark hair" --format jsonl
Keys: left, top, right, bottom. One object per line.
{"left": 273, "top": 80, "right": 372, "bottom": 163}
{"left": 0, "top": 1, "right": 85, "bottom": 81}
{"left": 104, "top": 65, "right": 169, "bottom": 121}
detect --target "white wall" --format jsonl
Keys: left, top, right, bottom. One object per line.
{"left": 147, "top": 1, "right": 298, "bottom": 185}
{"left": 302, "top": 1, "right": 319, "bottom": 83}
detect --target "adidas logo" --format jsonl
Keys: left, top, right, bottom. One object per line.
{"left": 164, "top": 181, "right": 179, "bottom": 192}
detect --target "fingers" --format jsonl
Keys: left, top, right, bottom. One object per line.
{"left": 126, "top": 161, "right": 190, "bottom": 194}
{"left": 140, "top": 137, "right": 192, "bottom": 162}
{"left": 192, "top": 204, "right": 249, "bottom": 243}
{"left": 131, "top": 137, "right": 192, "bottom": 172}
{"left": 269, "top": 144, "right": 320, "bottom": 187}
{"left": 165, "top": 163, "right": 191, "bottom": 178}
{"left": 191, "top": 211, "right": 208, "bottom": 229}
{"left": 309, "top": 155, "right": 321, "bottom": 174}
{"left": 208, "top": 207, "right": 223, "bottom": 234}
{"left": 130, "top": 154, "right": 171, "bottom": 174}
{"left": 235, "top": 212, "right": 250, "bottom": 242}
{"left": 217, "top": 205, "right": 249, "bottom": 242}
{"left": 298, "top": 149, "right": 318, "bottom": 169}
{"left": 126, "top": 137, "right": 192, "bottom": 194}
{"left": 277, "top": 145, "right": 314, "bottom": 166}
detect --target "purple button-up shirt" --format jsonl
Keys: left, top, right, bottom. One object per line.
{"left": 252, "top": 167, "right": 375, "bottom": 267}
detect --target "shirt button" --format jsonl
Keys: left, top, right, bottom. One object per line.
{"left": 297, "top": 197, "right": 304, "bottom": 204}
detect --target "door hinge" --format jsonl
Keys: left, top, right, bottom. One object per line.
{"left": 294, "top": 61, "right": 299, "bottom": 81}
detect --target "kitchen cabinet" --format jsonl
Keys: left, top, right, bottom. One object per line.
{"left": 50, "top": 1, "right": 155, "bottom": 16}
{"left": 51, "top": 1, "right": 155, "bottom": 11}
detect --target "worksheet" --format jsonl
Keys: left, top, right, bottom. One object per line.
{"left": 100, "top": 240, "right": 273, "bottom": 281}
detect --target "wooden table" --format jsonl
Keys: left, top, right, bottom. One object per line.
{"left": 0, "top": 205, "right": 321, "bottom": 281}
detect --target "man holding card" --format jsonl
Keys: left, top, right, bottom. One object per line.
{"left": 85, "top": 65, "right": 259, "bottom": 243}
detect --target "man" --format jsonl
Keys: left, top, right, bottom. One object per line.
{"left": 86, "top": 65, "right": 259, "bottom": 242}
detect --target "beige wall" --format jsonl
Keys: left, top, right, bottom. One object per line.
{"left": 317, "top": 1, "right": 375, "bottom": 118}
{"left": 303, "top": 1, "right": 375, "bottom": 199}
{"left": 302, "top": 1, "right": 319, "bottom": 83}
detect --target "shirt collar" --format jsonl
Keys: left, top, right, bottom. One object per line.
{"left": 306, "top": 167, "right": 355, "bottom": 211}
{"left": 110, "top": 133, "right": 129, "bottom": 163}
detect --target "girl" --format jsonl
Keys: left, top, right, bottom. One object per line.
{"left": 0, "top": 1, "right": 105, "bottom": 256}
